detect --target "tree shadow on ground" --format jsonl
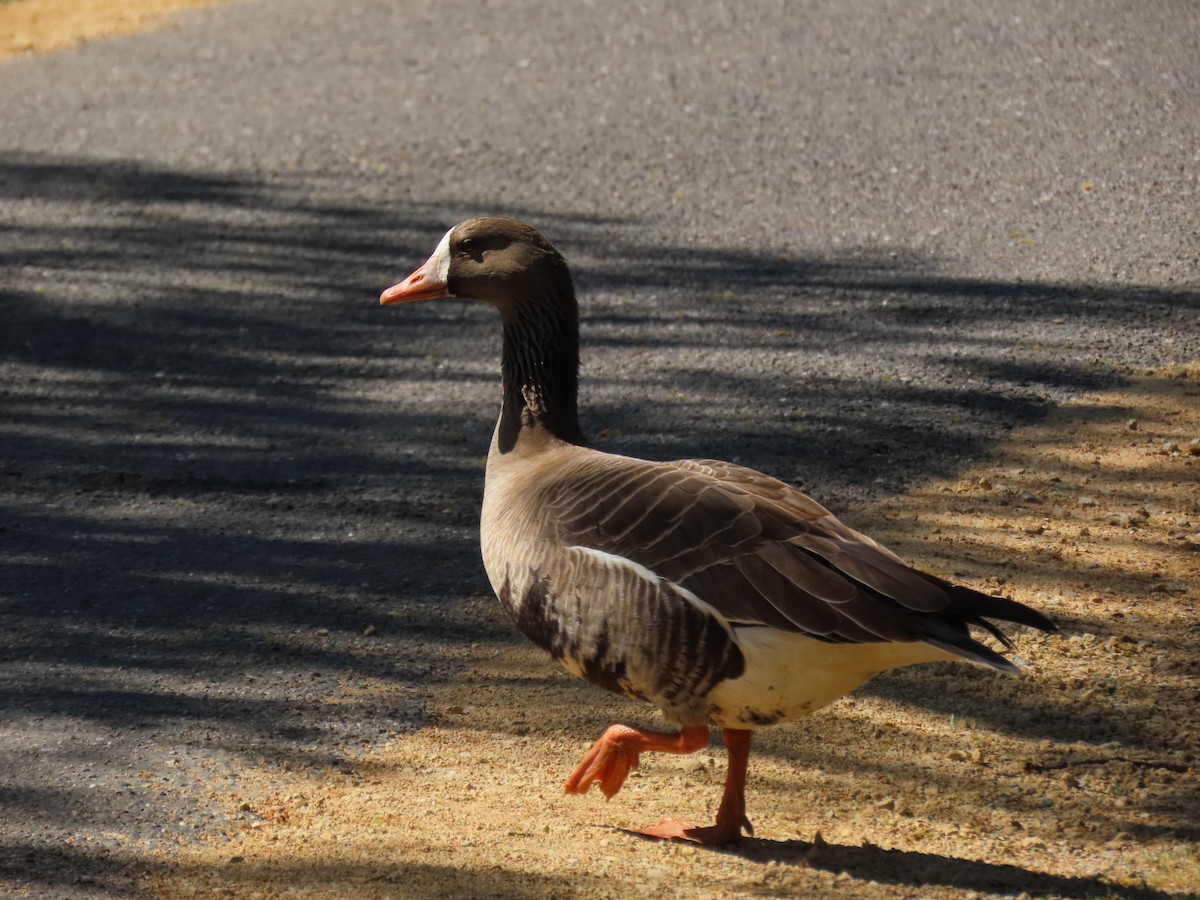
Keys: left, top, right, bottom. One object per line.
{"left": 2, "top": 841, "right": 604, "bottom": 900}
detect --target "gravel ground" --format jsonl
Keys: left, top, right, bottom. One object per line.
{"left": 0, "top": 1, "right": 1198, "bottom": 897}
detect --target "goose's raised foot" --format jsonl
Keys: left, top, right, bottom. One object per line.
{"left": 564, "top": 724, "right": 710, "bottom": 799}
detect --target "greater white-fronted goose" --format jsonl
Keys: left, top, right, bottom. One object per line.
{"left": 380, "top": 216, "right": 1056, "bottom": 846}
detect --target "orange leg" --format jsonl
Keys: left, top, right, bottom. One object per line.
{"left": 564, "top": 723, "right": 709, "bottom": 798}
{"left": 564, "top": 724, "right": 754, "bottom": 846}
{"left": 633, "top": 728, "right": 753, "bottom": 846}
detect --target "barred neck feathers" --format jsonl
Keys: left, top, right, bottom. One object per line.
{"left": 497, "top": 267, "right": 585, "bottom": 453}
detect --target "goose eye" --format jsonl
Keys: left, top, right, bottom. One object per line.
{"left": 459, "top": 238, "right": 477, "bottom": 255}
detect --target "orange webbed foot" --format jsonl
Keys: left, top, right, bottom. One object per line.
{"left": 627, "top": 814, "right": 752, "bottom": 846}
{"left": 563, "top": 729, "right": 639, "bottom": 798}
{"left": 563, "top": 723, "right": 710, "bottom": 799}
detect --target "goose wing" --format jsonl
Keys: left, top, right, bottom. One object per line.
{"left": 539, "top": 454, "right": 944, "bottom": 641}
{"left": 538, "top": 452, "right": 1053, "bottom": 664}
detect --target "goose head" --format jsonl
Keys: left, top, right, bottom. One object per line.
{"left": 380, "top": 216, "right": 585, "bottom": 449}
{"left": 380, "top": 216, "right": 573, "bottom": 312}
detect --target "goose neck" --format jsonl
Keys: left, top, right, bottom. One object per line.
{"left": 497, "top": 293, "right": 584, "bottom": 452}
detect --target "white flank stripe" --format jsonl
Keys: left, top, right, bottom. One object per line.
{"left": 568, "top": 545, "right": 736, "bottom": 633}
{"left": 569, "top": 545, "right": 661, "bottom": 585}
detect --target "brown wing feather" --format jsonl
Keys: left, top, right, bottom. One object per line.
{"left": 536, "top": 453, "right": 957, "bottom": 641}
{"left": 676, "top": 459, "right": 948, "bottom": 610}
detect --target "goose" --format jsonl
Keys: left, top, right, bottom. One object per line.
{"left": 380, "top": 216, "right": 1056, "bottom": 846}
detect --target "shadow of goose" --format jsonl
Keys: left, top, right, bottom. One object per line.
{"left": 661, "top": 836, "right": 1178, "bottom": 899}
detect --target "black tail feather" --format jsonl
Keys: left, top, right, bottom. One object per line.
{"left": 916, "top": 575, "right": 1057, "bottom": 672}
{"left": 922, "top": 637, "right": 1022, "bottom": 674}
{"left": 939, "top": 579, "right": 1059, "bottom": 634}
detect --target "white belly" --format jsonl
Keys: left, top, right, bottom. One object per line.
{"left": 705, "top": 627, "right": 955, "bottom": 729}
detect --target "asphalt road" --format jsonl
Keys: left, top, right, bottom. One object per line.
{"left": 1, "top": 1, "right": 1198, "bottom": 896}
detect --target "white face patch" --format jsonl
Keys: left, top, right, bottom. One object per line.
{"left": 432, "top": 225, "right": 454, "bottom": 285}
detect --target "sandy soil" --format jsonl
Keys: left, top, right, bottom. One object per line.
{"left": 0, "top": 0, "right": 234, "bottom": 62}
{"left": 137, "top": 365, "right": 1200, "bottom": 898}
